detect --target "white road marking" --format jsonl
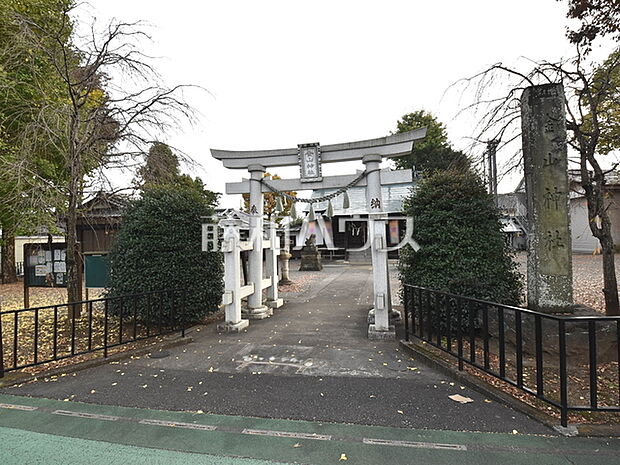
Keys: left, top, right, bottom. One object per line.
{"left": 52, "top": 409, "right": 119, "bottom": 421}
{"left": 242, "top": 428, "right": 332, "bottom": 441}
{"left": 0, "top": 403, "right": 37, "bottom": 411}
{"left": 363, "top": 438, "right": 467, "bottom": 451}
{"left": 139, "top": 418, "right": 217, "bottom": 431}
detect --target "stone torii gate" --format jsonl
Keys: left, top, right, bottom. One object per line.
{"left": 211, "top": 128, "right": 426, "bottom": 339}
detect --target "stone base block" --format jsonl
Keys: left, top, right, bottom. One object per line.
{"left": 242, "top": 305, "right": 273, "bottom": 320}
{"left": 367, "top": 324, "right": 396, "bottom": 340}
{"left": 367, "top": 309, "right": 402, "bottom": 325}
{"left": 266, "top": 298, "right": 284, "bottom": 309}
{"left": 299, "top": 257, "right": 322, "bottom": 271}
{"left": 553, "top": 425, "right": 579, "bottom": 437}
{"left": 217, "top": 319, "right": 249, "bottom": 333}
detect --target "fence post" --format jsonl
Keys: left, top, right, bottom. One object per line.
{"left": 535, "top": 314, "right": 544, "bottom": 397}
{"left": 588, "top": 320, "right": 598, "bottom": 410}
{"left": 457, "top": 297, "right": 463, "bottom": 371}
{"left": 403, "top": 286, "right": 410, "bottom": 342}
{"left": 0, "top": 312, "right": 4, "bottom": 378}
{"left": 103, "top": 299, "right": 109, "bottom": 358}
{"left": 180, "top": 290, "right": 185, "bottom": 338}
{"left": 558, "top": 319, "right": 568, "bottom": 427}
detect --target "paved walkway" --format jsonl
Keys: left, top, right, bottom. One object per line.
{"left": 3, "top": 263, "right": 620, "bottom": 463}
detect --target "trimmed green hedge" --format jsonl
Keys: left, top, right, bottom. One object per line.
{"left": 399, "top": 170, "right": 522, "bottom": 306}
{"left": 106, "top": 184, "right": 223, "bottom": 326}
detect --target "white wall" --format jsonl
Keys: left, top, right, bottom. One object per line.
{"left": 570, "top": 194, "right": 620, "bottom": 253}
{"left": 14, "top": 236, "right": 65, "bottom": 264}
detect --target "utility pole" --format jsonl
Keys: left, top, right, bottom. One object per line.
{"left": 486, "top": 140, "right": 499, "bottom": 205}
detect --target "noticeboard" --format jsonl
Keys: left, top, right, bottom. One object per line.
{"left": 23, "top": 242, "right": 67, "bottom": 288}
{"left": 84, "top": 254, "right": 110, "bottom": 289}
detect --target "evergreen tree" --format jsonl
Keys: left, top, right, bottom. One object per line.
{"left": 106, "top": 184, "right": 223, "bottom": 326}
{"left": 136, "top": 142, "right": 181, "bottom": 187}
{"left": 399, "top": 170, "right": 522, "bottom": 306}
{"left": 393, "top": 110, "right": 471, "bottom": 174}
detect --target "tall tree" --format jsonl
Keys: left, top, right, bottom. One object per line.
{"left": 135, "top": 141, "right": 219, "bottom": 207}
{"left": 10, "top": 5, "right": 196, "bottom": 308}
{"left": 562, "top": 0, "right": 620, "bottom": 52}
{"left": 456, "top": 46, "right": 620, "bottom": 315}
{"left": 393, "top": 110, "right": 471, "bottom": 173}
{"left": 136, "top": 141, "right": 180, "bottom": 187}
{"left": 0, "top": 0, "right": 74, "bottom": 283}
{"left": 591, "top": 49, "right": 620, "bottom": 155}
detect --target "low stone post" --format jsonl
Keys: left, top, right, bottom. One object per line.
{"left": 279, "top": 250, "right": 292, "bottom": 284}
{"left": 521, "top": 83, "right": 573, "bottom": 312}
{"left": 217, "top": 219, "right": 249, "bottom": 333}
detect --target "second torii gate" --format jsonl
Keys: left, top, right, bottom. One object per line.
{"left": 211, "top": 128, "right": 426, "bottom": 339}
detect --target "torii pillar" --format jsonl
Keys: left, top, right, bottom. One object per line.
{"left": 245, "top": 164, "right": 271, "bottom": 319}
{"left": 364, "top": 154, "right": 397, "bottom": 339}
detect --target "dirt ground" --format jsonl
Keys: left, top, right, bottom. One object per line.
{"left": 0, "top": 282, "right": 104, "bottom": 312}
{"left": 514, "top": 252, "right": 620, "bottom": 313}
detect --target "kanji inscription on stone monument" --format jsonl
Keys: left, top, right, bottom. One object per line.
{"left": 521, "top": 83, "right": 573, "bottom": 312}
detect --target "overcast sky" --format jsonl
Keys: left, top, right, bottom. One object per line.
{"left": 85, "top": 1, "right": 588, "bottom": 207}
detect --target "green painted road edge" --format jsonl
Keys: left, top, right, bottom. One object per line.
{"left": 0, "top": 425, "right": 291, "bottom": 465}
{"left": 0, "top": 394, "right": 619, "bottom": 465}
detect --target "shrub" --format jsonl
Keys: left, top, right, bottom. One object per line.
{"left": 107, "top": 184, "right": 223, "bottom": 326}
{"left": 399, "top": 170, "right": 522, "bottom": 306}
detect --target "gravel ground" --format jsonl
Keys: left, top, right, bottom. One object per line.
{"left": 515, "top": 252, "right": 620, "bottom": 313}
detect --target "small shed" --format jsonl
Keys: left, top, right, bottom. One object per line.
{"left": 77, "top": 192, "right": 127, "bottom": 293}
{"left": 78, "top": 191, "right": 126, "bottom": 254}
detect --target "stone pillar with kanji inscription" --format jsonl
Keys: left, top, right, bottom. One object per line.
{"left": 363, "top": 154, "right": 398, "bottom": 339}
{"left": 521, "top": 83, "right": 573, "bottom": 312}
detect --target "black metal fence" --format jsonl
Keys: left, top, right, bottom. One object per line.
{"left": 403, "top": 284, "right": 620, "bottom": 426}
{"left": 0, "top": 289, "right": 186, "bottom": 378}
